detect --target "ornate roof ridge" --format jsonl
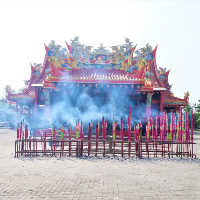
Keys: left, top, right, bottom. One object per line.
{"left": 133, "top": 45, "right": 157, "bottom": 60}
{"left": 45, "top": 43, "right": 67, "bottom": 57}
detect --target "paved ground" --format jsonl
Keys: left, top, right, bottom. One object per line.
{"left": 0, "top": 129, "right": 199, "bottom": 200}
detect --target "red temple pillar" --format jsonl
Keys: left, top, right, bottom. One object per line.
{"left": 160, "top": 92, "right": 163, "bottom": 113}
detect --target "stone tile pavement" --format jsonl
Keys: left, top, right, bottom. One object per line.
{"left": 0, "top": 129, "right": 200, "bottom": 200}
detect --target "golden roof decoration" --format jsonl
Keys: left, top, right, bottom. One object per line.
{"left": 184, "top": 91, "right": 190, "bottom": 99}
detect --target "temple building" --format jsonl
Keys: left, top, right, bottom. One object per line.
{"left": 6, "top": 37, "right": 189, "bottom": 126}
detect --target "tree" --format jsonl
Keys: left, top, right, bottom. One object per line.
{"left": 193, "top": 100, "right": 200, "bottom": 129}
{"left": 195, "top": 100, "right": 200, "bottom": 113}
{"left": 183, "top": 103, "right": 193, "bottom": 114}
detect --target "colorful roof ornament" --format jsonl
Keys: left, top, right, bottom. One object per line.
{"left": 133, "top": 44, "right": 156, "bottom": 61}
{"left": 145, "top": 71, "right": 153, "bottom": 79}
{"left": 31, "top": 63, "right": 42, "bottom": 77}
{"left": 23, "top": 80, "right": 30, "bottom": 86}
{"left": 92, "top": 43, "right": 110, "bottom": 55}
{"left": 158, "top": 67, "right": 167, "bottom": 75}
{"left": 158, "top": 74, "right": 166, "bottom": 82}
{"left": 66, "top": 37, "right": 135, "bottom": 65}
{"left": 140, "top": 43, "right": 152, "bottom": 55}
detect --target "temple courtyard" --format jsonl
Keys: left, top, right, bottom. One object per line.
{"left": 0, "top": 129, "right": 199, "bottom": 200}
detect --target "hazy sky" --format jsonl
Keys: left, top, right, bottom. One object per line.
{"left": 0, "top": 1, "right": 199, "bottom": 105}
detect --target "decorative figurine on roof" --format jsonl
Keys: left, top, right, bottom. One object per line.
{"left": 92, "top": 43, "right": 110, "bottom": 55}
{"left": 60, "top": 48, "right": 67, "bottom": 55}
{"left": 70, "top": 36, "right": 80, "bottom": 48}
{"left": 135, "top": 55, "right": 147, "bottom": 70}
{"left": 111, "top": 54, "right": 119, "bottom": 64}
{"left": 158, "top": 67, "right": 167, "bottom": 74}
{"left": 167, "top": 83, "right": 173, "bottom": 91}
{"left": 48, "top": 40, "right": 62, "bottom": 53}
{"left": 145, "top": 71, "right": 153, "bottom": 79}
{"left": 158, "top": 74, "right": 166, "bottom": 82}
{"left": 49, "top": 56, "right": 55, "bottom": 63}
{"left": 82, "top": 46, "right": 92, "bottom": 63}
{"left": 23, "top": 80, "right": 30, "bottom": 86}
{"left": 111, "top": 46, "right": 119, "bottom": 53}
{"left": 49, "top": 55, "right": 64, "bottom": 67}
{"left": 5, "top": 85, "right": 12, "bottom": 93}
{"left": 61, "top": 63, "right": 72, "bottom": 70}
{"left": 70, "top": 37, "right": 91, "bottom": 62}
{"left": 48, "top": 40, "right": 68, "bottom": 61}
{"left": 33, "top": 63, "right": 42, "bottom": 71}
{"left": 126, "top": 65, "right": 139, "bottom": 73}
{"left": 33, "top": 70, "right": 41, "bottom": 77}
{"left": 85, "top": 46, "right": 92, "bottom": 53}
{"left": 70, "top": 38, "right": 85, "bottom": 57}
{"left": 123, "top": 37, "right": 133, "bottom": 51}
{"left": 144, "top": 70, "right": 153, "bottom": 86}
{"left": 118, "top": 46, "right": 125, "bottom": 53}
{"left": 48, "top": 40, "right": 57, "bottom": 50}
{"left": 134, "top": 50, "right": 142, "bottom": 57}
{"left": 32, "top": 63, "right": 41, "bottom": 77}
{"left": 119, "top": 52, "right": 125, "bottom": 62}
{"left": 82, "top": 54, "right": 90, "bottom": 63}
{"left": 73, "top": 48, "right": 82, "bottom": 61}
{"left": 140, "top": 43, "right": 152, "bottom": 55}
{"left": 125, "top": 37, "right": 130, "bottom": 43}
{"left": 184, "top": 91, "right": 190, "bottom": 99}
{"left": 45, "top": 67, "right": 52, "bottom": 76}
{"left": 96, "top": 56, "right": 103, "bottom": 64}
{"left": 144, "top": 78, "right": 152, "bottom": 87}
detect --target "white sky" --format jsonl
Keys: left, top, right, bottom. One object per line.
{"left": 0, "top": 1, "right": 199, "bottom": 105}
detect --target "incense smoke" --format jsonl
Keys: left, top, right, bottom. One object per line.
{"left": 37, "top": 83, "right": 154, "bottom": 132}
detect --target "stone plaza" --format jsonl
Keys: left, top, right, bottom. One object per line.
{"left": 0, "top": 129, "right": 199, "bottom": 200}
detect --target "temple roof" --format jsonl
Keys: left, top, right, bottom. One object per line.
{"left": 161, "top": 70, "right": 188, "bottom": 106}
{"left": 6, "top": 39, "right": 188, "bottom": 108}
{"left": 47, "top": 64, "right": 145, "bottom": 85}
{"left": 66, "top": 37, "right": 134, "bottom": 60}
{"left": 149, "top": 60, "right": 164, "bottom": 88}
{"left": 132, "top": 46, "right": 157, "bottom": 62}
{"left": 48, "top": 43, "right": 137, "bottom": 71}
{"left": 6, "top": 54, "right": 50, "bottom": 101}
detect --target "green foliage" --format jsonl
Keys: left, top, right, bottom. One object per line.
{"left": 195, "top": 100, "right": 200, "bottom": 113}
{"left": 193, "top": 100, "right": 200, "bottom": 129}
{"left": 193, "top": 113, "right": 200, "bottom": 129}
{"left": 183, "top": 103, "right": 193, "bottom": 114}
